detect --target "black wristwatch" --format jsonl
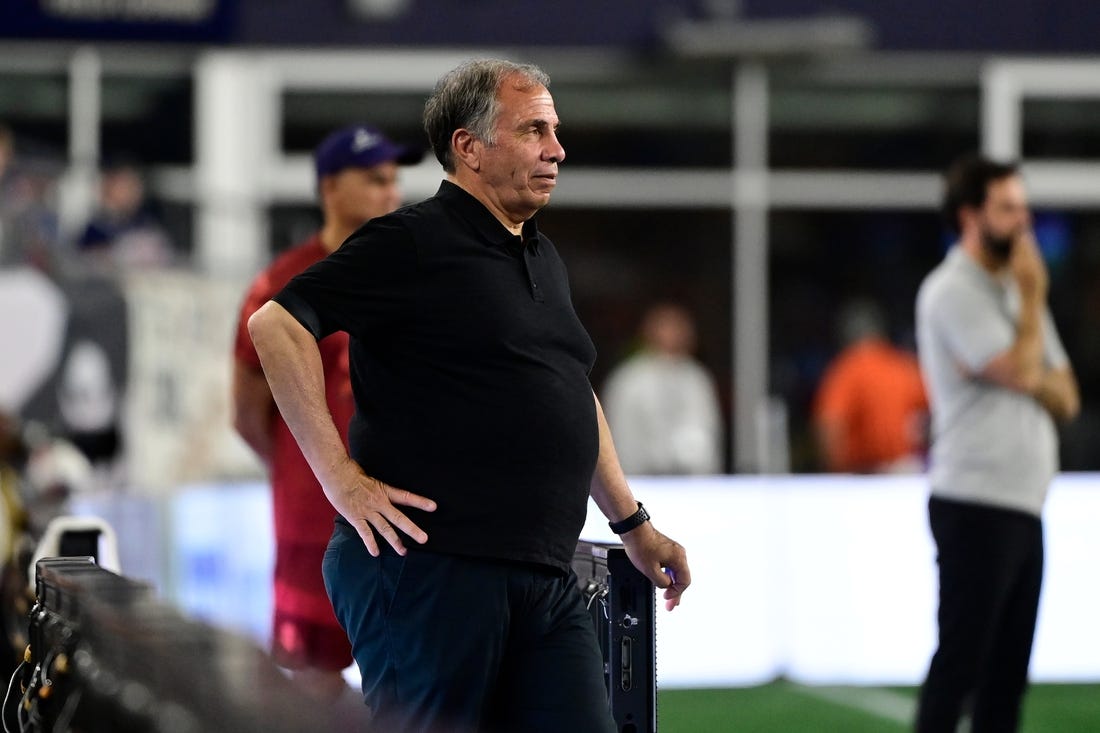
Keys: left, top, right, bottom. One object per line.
{"left": 608, "top": 502, "right": 650, "bottom": 535}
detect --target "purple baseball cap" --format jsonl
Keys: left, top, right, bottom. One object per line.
{"left": 314, "top": 124, "right": 424, "bottom": 178}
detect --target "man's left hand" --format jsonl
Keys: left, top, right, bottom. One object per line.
{"left": 620, "top": 524, "right": 691, "bottom": 611}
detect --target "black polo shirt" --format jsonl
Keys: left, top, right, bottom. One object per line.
{"left": 273, "top": 181, "right": 599, "bottom": 571}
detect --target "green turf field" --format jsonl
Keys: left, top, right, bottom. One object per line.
{"left": 657, "top": 682, "right": 1100, "bottom": 731}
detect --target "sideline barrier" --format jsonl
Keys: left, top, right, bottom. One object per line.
{"left": 75, "top": 474, "right": 1100, "bottom": 688}
{"left": 578, "top": 473, "right": 1100, "bottom": 687}
{"left": 15, "top": 557, "right": 370, "bottom": 733}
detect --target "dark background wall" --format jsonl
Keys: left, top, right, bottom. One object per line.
{"left": 742, "top": 0, "right": 1100, "bottom": 53}
{"left": 6, "top": 0, "right": 1100, "bottom": 53}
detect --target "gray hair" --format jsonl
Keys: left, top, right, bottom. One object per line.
{"left": 423, "top": 58, "right": 551, "bottom": 173}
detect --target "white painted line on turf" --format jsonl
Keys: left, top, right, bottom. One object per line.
{"left": 789, "top": 682, "right": 916, "bottom": 725}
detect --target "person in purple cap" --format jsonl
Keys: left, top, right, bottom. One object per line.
{"left": 231, "top": 123, "right": 422, "bottom": 702}
{"left": 248, "top": 58, "right": 690, "bottom": 733}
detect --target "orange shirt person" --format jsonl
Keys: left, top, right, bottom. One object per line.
{"left": 813, "top": 302, "right": 929, "bottom": 473}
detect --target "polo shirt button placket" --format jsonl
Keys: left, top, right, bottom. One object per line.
{"left": 524, "top": 249, "right": 544, "bottom": 302}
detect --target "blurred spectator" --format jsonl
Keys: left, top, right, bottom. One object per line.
{"left": 812, "top": 299, "right": 928, "bottom": 473}
{"left": 601, "top": 302, "right": 723, "bottom": 475}
{"left": 1, "top": 139, "right": 136, "bottom": 492}
{"left": 76, "top": 157, "right": 174, "bottom": 271}
{"left": 0, "top": 124, "right": 11, "bottom": 195}
{"left": 0, "top": 123, "right": 62, "bottom": 271}
{"left": 0, "top": 123, "right": 17, "bottom": 258}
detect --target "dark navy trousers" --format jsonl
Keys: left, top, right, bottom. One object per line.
{"left": 323, "top": 521, "right": 617, "bottom": 733}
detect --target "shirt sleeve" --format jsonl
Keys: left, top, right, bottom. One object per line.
{"left": 273, "top": 216, "right": 417, "bottom": 341}
{"left": 1042, "top": 307, "right": 1070, "bottom": 370}
{"left": 930, "top": 274, "right": 1015, "bottom": 375}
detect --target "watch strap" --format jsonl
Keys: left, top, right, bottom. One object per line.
{"left": 608, "top": 501, "right": 650, "bottom": 534}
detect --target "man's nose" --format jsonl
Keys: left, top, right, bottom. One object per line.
{"left": 545, "top": 133, "right": 565, "bottom": 164}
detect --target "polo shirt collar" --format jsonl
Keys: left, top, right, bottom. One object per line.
{"left": 436, "top": 180, "right": 541, "bottom": 252}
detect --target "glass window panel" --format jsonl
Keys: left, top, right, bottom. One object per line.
{"left": 1022, "top": 98, "right": 1100, "bottom": 160}
{"left": 0, "top": 73, "right": 68, "bottom": 157}
{"left": 768, "top": 84, "right": 980, "bottom": 169}
{"left": 100, "top": 75, "right": 193, "bottom": 164}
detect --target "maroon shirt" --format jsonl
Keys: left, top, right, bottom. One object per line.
{"left": 234, "top": 234, "right": 353, "bottom": 623}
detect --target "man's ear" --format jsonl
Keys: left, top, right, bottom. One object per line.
{"left": 957, "top": 204, "right": 978, "bottom": 233}
{"left": 317, "top": 174, "right": 336, "bottom": 201}
{"left": 451, "top": 129, "right": 480, "bottom": 172}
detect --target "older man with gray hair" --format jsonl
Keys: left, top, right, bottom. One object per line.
{"left": 247, "top": 58, "right": 691, "bottom": 733}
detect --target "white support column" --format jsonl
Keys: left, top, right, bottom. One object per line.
{"left": 981, "top": 60, "right": 1022, "bottom": 161}
{"left": 194, "top": 52, "right": 275, "bottom": 279}
{"left": 57, "top": 46, "right": 102, "bottom": 242}
{"left": 979, "top": 58, "right": 1100, "bottom": 204}
{"left": 731, "top": 62, "right": 774, "bottom": 473}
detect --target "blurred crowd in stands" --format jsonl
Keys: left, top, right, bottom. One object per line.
{"left": 0, "top": 122, "right": 175, "bottom": 509}
{"left": 0, "top": 122, "right": 182, "bottom": 670}
{"left": 0, "top": 123, "right": 175, "bottom": 275}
